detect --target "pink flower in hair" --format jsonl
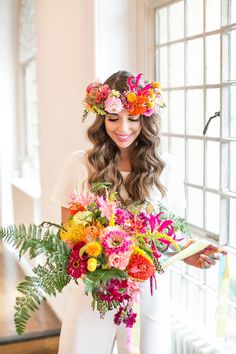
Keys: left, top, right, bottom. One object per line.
{"left": 105, "top": 97, "right": 124, "bottom": 114}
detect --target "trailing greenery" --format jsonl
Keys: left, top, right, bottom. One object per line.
{"left": 84, "top": 268, "right": 127, "bottom": 294}
{"left": 0, "top": 222, "right": 71, "bottom": 335}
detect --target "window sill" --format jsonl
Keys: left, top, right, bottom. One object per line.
{"left": 11, "top": 177, "right": 41, "bottom": 199}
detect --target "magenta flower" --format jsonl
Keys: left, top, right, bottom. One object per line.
{"left": 115, "top": 209, "right": 132, "bottom": 225}
{"left": 102, "top": 229, "right": 133, "bottom": 255}
{"left": 67, "top": 242, "right": 87, "bottom": 279}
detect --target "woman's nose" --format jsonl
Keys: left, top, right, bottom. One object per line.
{"left": 118, "top": 117, "right": 130, "bottom": 132}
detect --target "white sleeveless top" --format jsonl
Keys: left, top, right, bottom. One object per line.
{"left": 51, "top": 150, "right": 186, "bottom": 216}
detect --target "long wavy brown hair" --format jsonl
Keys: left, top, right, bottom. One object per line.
{"left": 87, "top": 70, "right": 166, "bottom": 204}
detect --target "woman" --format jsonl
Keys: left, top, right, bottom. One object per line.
{"left": 51, "top": 71, "right": 221, "bottom": 354}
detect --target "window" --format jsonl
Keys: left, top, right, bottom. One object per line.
{"left": 155, "top": 0, "right": 236, "bottom": 346}
{"left": 18, "top": 0, "right": 40, "bottom": 183}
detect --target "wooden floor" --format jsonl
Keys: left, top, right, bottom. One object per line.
{"left": 0, "top": 241, "right": 61, "bottom": 353}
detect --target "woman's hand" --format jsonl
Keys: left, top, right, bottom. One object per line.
{"left": 183, "top": 240, "right": 227, "bottom": 269}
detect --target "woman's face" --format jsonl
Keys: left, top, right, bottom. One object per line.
{"left": 104, "top": 110, "right": 141, "bottom": 150}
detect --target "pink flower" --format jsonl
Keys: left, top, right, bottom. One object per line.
{"left": 127, "top": 279, "right": 140, "bottom": 304}
{"left": 108, "top": 251, "right": 131, "bottom": 270}
{"left": 104, "top": 97, "right": 124, "bottom": 114}
{"left": 97, "top": 196, "right": 114, "bottom": 220}
{"left": 143, "top": 107, "right": 155, "bottom": 117}
{"left": 77, "top": 191, "right": 95, "bottom": 207}
{"left": 102, "top": 229, "right": 133, "bottom": 255}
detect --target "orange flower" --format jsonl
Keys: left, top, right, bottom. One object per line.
{"left": 127, "top": 248, "right": 156, "bottom": 281}
{"left": 128, "top": 95, "right": 149, "bottom": 115}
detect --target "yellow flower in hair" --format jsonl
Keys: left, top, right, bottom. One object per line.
{"left": 87, "top": 258, "right": 97, "bottom": 272}
{"left": 60, "top": 220, "right": 87, "bottom": 244}
{"left": 86, "top": 241, "right": 102, "bottom": 257}
{"left": 152, "top": 81, "right": 160, "bottom": 89}
{"left": 147, "top": 101, "right": 155, "bottom": 109}
{"left": 127, "top": 92, "right": 137, "bottom": 103}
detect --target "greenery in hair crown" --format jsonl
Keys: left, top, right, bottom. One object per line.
{"left": 82, "top": 73, "right": 165, "bottom": 121}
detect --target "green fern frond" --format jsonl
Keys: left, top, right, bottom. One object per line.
{"left": 14, "top": 275, "right": 46, "bottom": 335}
{"left": 0, "top": 223, "right": 71, "bottom": 261}
{"left": 14, "top": 262, "right": 71, "bottom": 335}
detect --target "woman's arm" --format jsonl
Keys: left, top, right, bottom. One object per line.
{"left": 61, "top": 207, "right": 70, "bottom": 223}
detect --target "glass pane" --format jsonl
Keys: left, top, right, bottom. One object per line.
{"left": 230, "top": 30, "right": 236, "bottom": 81}
{"left": 205, "top": 260, "right": 219, "bottom": 290}
{"left": 169, "top": 1, "right": 184, "bottom": 41}
{"left": 187, "top": 139, "right": 204, "bottom": 185}
{"left": 229, "top": 198, "right": 236, "bottom": 248}
{"left": 187, "top": 0, "right": 203, "bottom": 36}
{"left": 169, "top": 137, "right": 185, "bottom": 172}
{"left": 160, "top": 135, "right": 169, "bottom": 153}
{"left": 160, "top": 91, "right": 168, "bottom": 132}
{"left": 187, "top": 38, "right": 204, "bottom": 85}
{"left": 206, "top": 88, "right": 220, "bottom": 137}
{"left": 206, "top": 0, "right": 221, "bottom": 32}
{"left": 187, "top": 89, "right": 204, "bottom": 135}
{"left": 169, "top": 43, "right": 185, "bottom": 87}
{"left": 230, "top": 142, "right": 236, "bottom": 192}
{"left": 231, "top": 0, "right": 236, "bottom": 24}
{"left": 206, "top": 34, "right": 220, "bottom": 84}
{"left": 169, "top": 90, "right": 185, "bottom": 134}
{"left": 156, "top": 47, "right": 168, "bottom": 88}
{"left": 206, "top": 192, "right": 220, "bottom": 234}
{"left": 206, "top": 141, "right": 220, "bottom": 189}
{"left": 230, "top": 85, "right": 236, "bottom": 137}
{"left": 156, "top": 8, "right": 168, "bottom": 44}
{"left": 187, "top": 187, "right": 203, "bottom": 227}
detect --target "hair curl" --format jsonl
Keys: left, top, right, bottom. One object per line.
{"left": 86, "top": 70, "right": 166, "bottom": 204}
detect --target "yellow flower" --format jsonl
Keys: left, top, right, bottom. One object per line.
{"left": 85, "top": 242, "right": 102, "bottom": 257}
{"left": 87, "top": 258, "right": 97, "bottom": 272}
{"left": 109, "top": 213, "right": 115, "bottom": 227}
{"left": 147, "top": 100, "right": 155, "bottom": 109}
{"left": 127, "top": 92, "right": 137, "bottom": 103}
{"left": 152, "top": 81, "right": 160, "bottom": 89}
{"left": 60, "top": 220, "right": 87, "bottom": 244}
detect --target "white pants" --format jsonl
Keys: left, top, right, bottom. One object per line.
{"left": 58, "top": 272, "right": 171, "bottom": 354}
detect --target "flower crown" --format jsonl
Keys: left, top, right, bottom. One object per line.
{"left": 82, "top": 73, "right": 165, "bottom": 121}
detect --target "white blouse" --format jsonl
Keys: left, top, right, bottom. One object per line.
{"left": 51, "top": 150, "right": 186, "bottom": 216}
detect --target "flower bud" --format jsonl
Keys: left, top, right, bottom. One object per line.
{"left": 87, "top": 258, "right": 97, "bottom": 272}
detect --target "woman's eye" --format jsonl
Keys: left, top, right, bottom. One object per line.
{"left": 108, "top": 118, "right": 119, "bottom": 122}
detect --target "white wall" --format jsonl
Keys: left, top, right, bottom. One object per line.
{"left": 36, "top": 0, "right": 96, "bottom": 225}
{"left": 0, "top": 0, "right": 19, "bottom": 226}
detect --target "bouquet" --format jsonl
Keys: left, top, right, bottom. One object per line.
{"left": 0, "top": 183, "right": 189, "bottom": 334}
